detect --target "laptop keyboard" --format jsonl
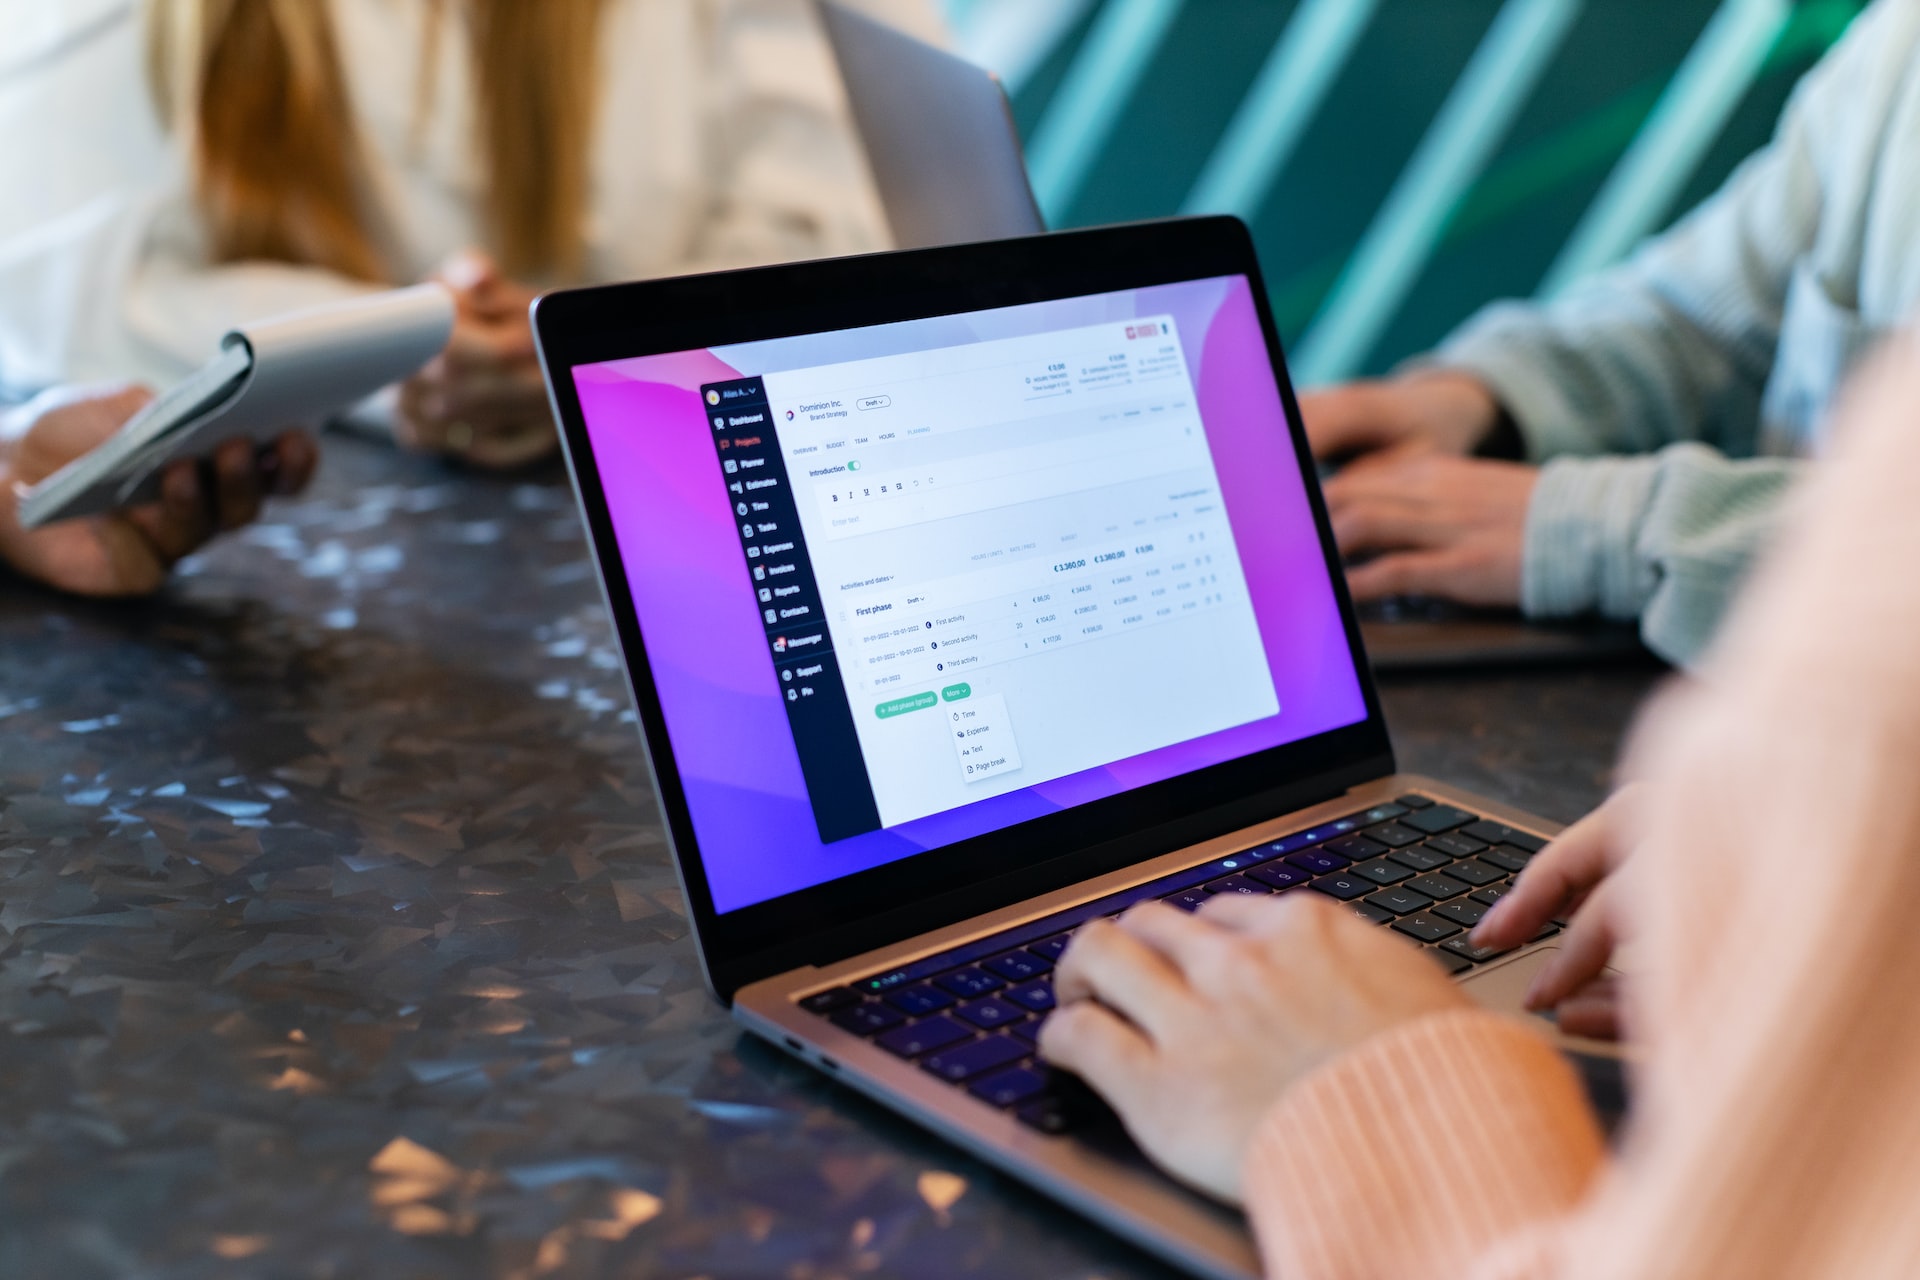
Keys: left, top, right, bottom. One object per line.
{"left": 794, "top": 794, "right": 1554, "bottom": 1135}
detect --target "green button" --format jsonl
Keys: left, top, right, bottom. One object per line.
{"left": 875, "top": 692, "right": 938, "bottom": 719}
{"left": 940, "top": 683, "right": 972, "bottom": 702}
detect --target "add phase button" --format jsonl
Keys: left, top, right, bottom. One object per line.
{"left": 940, "top": 683, "right": 972, "bottom": 702}
{"left": 876, "top": 692, "right": 938, "bottom": 719}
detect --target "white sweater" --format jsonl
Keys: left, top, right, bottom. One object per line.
{"left": 0, "top": 0, "right": 944, "bottom": 393}
{"left": 1436, "top": 0, "right": 1920, "bottom": 666}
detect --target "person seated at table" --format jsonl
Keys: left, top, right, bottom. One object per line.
{"left": 1304, "top": 0, "right": 1919, "bottom": 667}
{"left": 0, "top": 384, "right": 315, "bottom": 596}
{"left": 2, "top": 0, "right": 943, "bottom": 470}
{"left": 1039, "top": 332, "right": 1920, "bottom": 1276}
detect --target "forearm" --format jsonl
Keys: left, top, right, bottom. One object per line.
{"left": 1521, "top": 446, "right": 1795, "bottom": 666}
{"left": 1242, "top": 1008, "right": 1604, "bottom": 1280}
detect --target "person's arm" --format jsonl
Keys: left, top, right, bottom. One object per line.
{"left": 1242, "top": 1010, "right": 1603, "bottom": 1280}
{"left": 1435, "top": 1, "right": 1905, "bottom": 464}
{"left": 0, "top": 384, "right": 316, "bottom": 595}
{"left": 1523, "top": 445, "right": 1796, "bottom": 666}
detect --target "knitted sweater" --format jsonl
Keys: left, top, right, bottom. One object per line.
{"left": 1435, "top": 0, "right": 1920, "bottom": 666}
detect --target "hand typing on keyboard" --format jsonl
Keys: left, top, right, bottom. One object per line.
{"left": 1038, "top": 893, "right": 1469, "bottom": 1205}
{"left": 1472, "top": 784, "right": 1642, "bottom": 1041}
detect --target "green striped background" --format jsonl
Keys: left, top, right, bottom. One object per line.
{"left": 946, "top": 0, "right": 1866, "bottom": 381}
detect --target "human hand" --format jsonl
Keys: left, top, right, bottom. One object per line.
{"left": 1039, "top": 894, "right": 1469, "bottom": 1203}
{"left": 1322, "top": 447, "right": 1537, "bottom": 606}
{"left": 1298, "top": 369, "right": 1501, "bottom": 461}
{"left": 396, "top": 250, "right": 557, "bottom": 470}
{"left": 1472, "top": 786, "right": 1643, "bottom": 1040}
{"left": 0, "top": 384, "right": 317, "bottom": 597}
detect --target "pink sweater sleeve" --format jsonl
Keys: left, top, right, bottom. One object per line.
{"left": 1241, "top": 1008, "right": 1604, "bottom": 1280}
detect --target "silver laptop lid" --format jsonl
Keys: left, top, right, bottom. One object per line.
{"left": 819, "top": 1, "right": 1048, "bottom": 249}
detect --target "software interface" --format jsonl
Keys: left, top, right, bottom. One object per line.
{"left": 573, "top": 275, "right": 1368, "bottom": 913}
{"left": 703, "top": 317, "right": 1278, "bottom": 840}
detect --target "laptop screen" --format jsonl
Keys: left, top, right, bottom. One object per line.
{"left": 570, "top": 274, "right": 1367, "bottom": 914}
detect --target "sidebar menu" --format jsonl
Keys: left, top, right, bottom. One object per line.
{"left": 702, "top": 377, "right": 882, "bottom": 843}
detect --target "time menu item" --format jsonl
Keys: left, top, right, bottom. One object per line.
{"left": 762, "top": 316, "right": 1281, "bottom": 831}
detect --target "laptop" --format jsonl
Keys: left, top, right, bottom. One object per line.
{"left": 818, "top": 0, "right": 1645, "bottom": 672}
{"left": 530, "top": 219, "right": 1588, "bottom": 1279}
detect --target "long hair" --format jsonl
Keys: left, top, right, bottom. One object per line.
{"left": 146, "top": 0, "right": 604, "bottom": 283}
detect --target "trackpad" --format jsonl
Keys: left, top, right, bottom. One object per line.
{"left": 1459, "top": 947, "right": 1557, "bottom": 1017}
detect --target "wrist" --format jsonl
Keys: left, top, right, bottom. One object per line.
{"left": 1395, "top": 368, "right": 1501, "bottom": 454}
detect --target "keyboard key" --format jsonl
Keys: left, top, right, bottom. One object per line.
{"left": 1347, "top": 899, "right": 1394, "bottom": 925}
{"left": 1016, "top": 1076, "right": 1110, "bottom": 1135}
{"left": 1351, "top": 857, "right": 1413, "bottom": 886}
{"left": 1445, "top": 859, "right": 1504, "bottom": 887}
{"left": 830, "top": 1002, "right": 904, "bottom": 1036}
{"left": 1442, "top": 936, "right": 1514, "bottom": 964}
{"left": 984, "top": 950, "right": 1052, "bottom": 982}
{"left": 1311, "top": 873, "right": 1373, "bottom": 901}
{"left": 1404, "top": 805, "right": 1477, "bottom": 835}
{"left": 1166, "top": 889, "right": 1212, "bottom": 912}
{"left": 1434, "top": 899, "right": 1488, "bottom": 928}
{"left": 1480, "top": 844, "right": 1534, "bottom": 874}
{"left": 1004, "top": 981, "right": 1056, "bottom": 1013}
{"left": 922, "top": 1034, "right": 1028, "bottom": 1083}
{"left": 970, "top": 1065, "right": 1050, "bottom": 1108}
{"left": 1366, "top": 887, "right": 1434, "bottom": 916}
{"left": 1361, "top": 821, "right": 1424, "bottom": 848}
{"left": 1265, "top": 831, "right": 1326, "bottom": 857}
{"left": 1429, "top": 947, "right": 1474, "bottom": 976}
{"left": 1406, "top": 873, "right": 1470, "bottom": 902}
{"left": 800, "top": 987, "right": 861, "bottom": 1015}
{"left": 1386, "top": 843, "right": 1452, "bottom": 872}
{"left": 1470, "top": 883, "right": 1513, "bottom": 907}
{"left": 1027, "top": 934, "right": 1072, "bottom": 962}
{"left": 877, "top": 1016, "right": 972, "bottom": 1058}
{"left": 884, "top": 984, "right": 956, "bottom": 1016}
{"left": 956, "top": 997, "right": 1027, "bottom": 1030}
{"left": 1248, "top": 862, "right": 1311, "bottom": 892}
{"left": 1396, "top": 793, "right": 1435, "bottom": 810}
{"left": 1010, "top": 1017, "right": 1046, "bottom": 1046}
{"left": 1325, "top": 834, "right": 1388, "bottom": 862}
{"left": 1205, "top": 874, "right": 1272, "bottom": 897}
{"left": 934, "top": 968, "right": 1004, "bottom": 999}
{"left": 1226, "top": 843, "right": 1284, "bottom": 866}
{"left": 1424, "top": 832, "right": 1489, "bottom": 859}
{"left": 1392, "top": 913, "right": 1463, "bottom": 943}
{"left": 1287, "top": 848, "right": 1351, "bottom": 875}
{"left": 1461, "top": 821, "right": 1546, "bottom": 852}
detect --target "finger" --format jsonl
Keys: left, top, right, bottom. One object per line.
{"left": 1113, "top": 900, "right": 1231, "bottom": 976}
{"left": 1298, "top": 384, "right": 1405, "bottom": 460}
{"left": 1554, "top": 978, "right": 1623, "bottom": 1041}
{"left": 1190, "top": 887, "right": 1306, "bottom": 933}
{"left": 1524, "top": 886, "right": 1618, "bottom": 1011}
{"left": 1329, "top": 500, "right": 1454, "bottom": 558}
{"left": 127, "top": 462, "right": 215, "bottom": 563}
{"left": 461, "top": 418, "right": 558, "bottom": 470}
{"left": 1474, "top": 804, "right": 1617, "bottom": 950}
{"left": 1037, "top": 1001, "right": 1156, "bottom": 1113}
{"left": 1343, "top": 549, "right": 1479, "bottom": 601}
{"left": 1054, "top": 917, "right": 1194, "bottom": 1040}
{"left": 267, "top": 432, "right": 319, "bottom": 495}
{"left": 211, "top": 438, "right": 262, "bottom": 531}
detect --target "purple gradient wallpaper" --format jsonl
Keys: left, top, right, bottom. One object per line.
{"left": 573, "top": 276, "right": 1366, "bottom": 913}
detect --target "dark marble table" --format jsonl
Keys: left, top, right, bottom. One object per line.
{"left": 0, "top": 437, "right": 1665, "bottom": 1279}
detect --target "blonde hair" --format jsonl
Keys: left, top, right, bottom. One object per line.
{"left": 146, "top": 0, "right": 605, "bottom": 283}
